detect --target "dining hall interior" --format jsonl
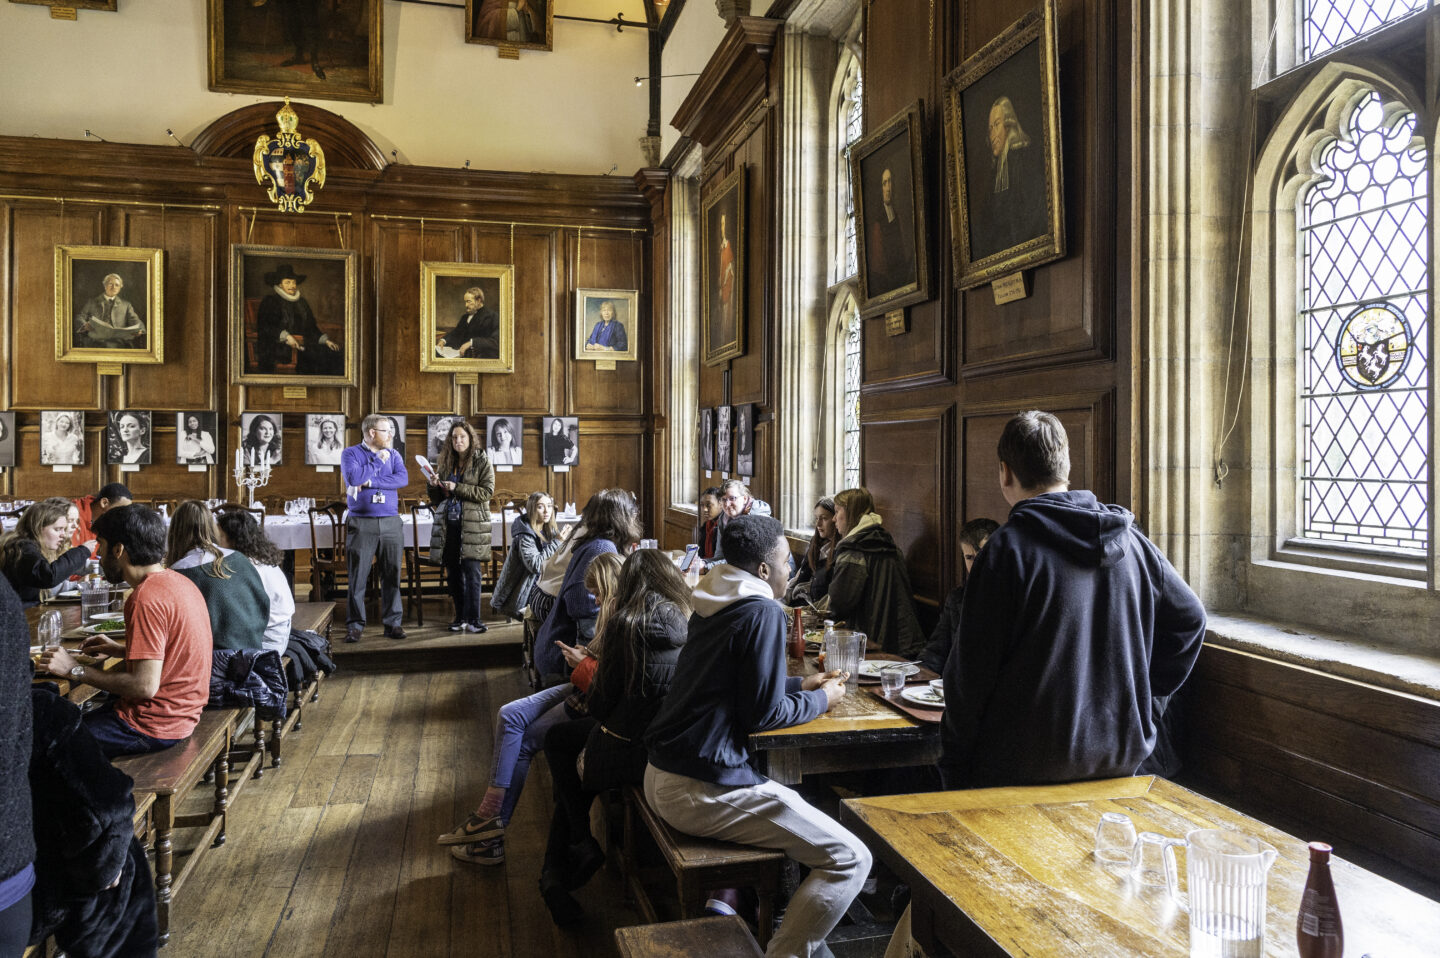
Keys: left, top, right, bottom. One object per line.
{"left": 1, "top": 0, "right": 1439, "bottom": 956}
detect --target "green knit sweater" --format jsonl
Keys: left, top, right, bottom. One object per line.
{"left": 175, "top": 553, "right": 270, "bottom": 651}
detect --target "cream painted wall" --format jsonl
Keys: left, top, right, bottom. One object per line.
{"left": 659, "top": 2, "right": 729, "bottom": 160}
{"left": 0, "top": 0, "right": 650, "bottom": 175}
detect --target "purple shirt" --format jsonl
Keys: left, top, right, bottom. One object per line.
{"left": 341, "top": 443, "right": 409, "bottom": 517}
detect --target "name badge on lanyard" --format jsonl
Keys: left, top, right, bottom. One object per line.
{"left": 371, "top": 491, "right": 386, "bottom": 505}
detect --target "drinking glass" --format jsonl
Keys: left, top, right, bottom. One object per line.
{"left": 824, "top": 630, "right": 865, "bottom": 688}
{"left": 37, "top": 610, "right": 63, "bottom": 650}
{"left": 880, "top": 669, "right": 906, "bottom": 695}
{"left": 1094, "top": 812, "right": 1138, "bottom": 864}
{"left": 1131, "top": 831, "right": 1184, "bottom": 887}
{"left": 81, "top": 578, "right": 110, "bottom": 623}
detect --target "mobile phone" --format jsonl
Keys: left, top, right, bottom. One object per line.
{"left": 680, "top": 543, "right": 700, "bottom": 572}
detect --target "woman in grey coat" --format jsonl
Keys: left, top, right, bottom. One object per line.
{"left": 491, "top": 491, "right": 562, "bottom": 621}
{"left": 426, "top": 419, "right": 496, "bottom": 632}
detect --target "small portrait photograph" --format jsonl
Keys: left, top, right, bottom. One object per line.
{"left": 55, "top": 245, "right": 164, "bottom": 366}
{"left": 574, "top": 288, "right": 638, "bottom": 362}
{"left": 943, "top": 0, "right": 1065, "bottom": 288}
{"left": 175, "top": 412, "right": 219, "bottom": 465}
{"left": 427, "top": 415, "right": 463, "bottom": 462}
{"left": 466, "top": 0, "right": 553, "bottom": 53}
{"left": 699, "top": 407, "right": 714, "bottom": 472}
{"left": 384, "top": 415, "right": 408, "bottom": 461}
{"left": 420, "top": 262, "right": 515, "bottom": 374}
{"left": 852, "top": 102, "right": 931, "bottom": 316}
{"left": 716, "top": 405, "right": 732, "bottom": 474}
{"left": 106, "top": 410, "right": 153, "bottom": 466}
{"left": 735, "top": 403, "right": 755, "bottom": 478}
{"left": 0, "top": 412, "right": 15, "bottom": 468}
{"left": 231, "top": 245, "right": 357, "bottom": 386}
{"left": 487, "top": 415, "right": 523, "bottom": 466}
{"left": 208, "top": 0, "right": 383, "bottom": 103}
{"left": 305, "top": 413, "right": 346, "bottom": 465}
{"left": 241, "top": 412, "right": 284, "bottom": 466}
{"left": 541, "top": 416, "right": 579, "bottom": 467}
{"left": 40, "top": 411, "right": 85, "bottom": 466}
{"left": 702, "top": 166, "right": 746, "bottom": 366}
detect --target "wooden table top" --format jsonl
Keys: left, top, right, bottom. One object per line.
{"left": 841, "top": 776, "right": 1440, "bottom": 957}
{"left": 751, "top": 654, "right": 934, "bottom": 747}
{"left": 27, "top": 601, "right": 124, "bottom": 700}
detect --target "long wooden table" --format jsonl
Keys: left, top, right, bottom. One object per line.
{"left": 840, "top": 775, "right": 1440, "bottom": 957}
{"left": 26, "top": 601, "right": 123, "bottom": 702}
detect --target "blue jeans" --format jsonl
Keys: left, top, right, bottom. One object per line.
{"left": 83, "top": 703, "right": 181, "bottom": 759}
{"left": 490, "top": 683, "right": 571, "bottom": 825}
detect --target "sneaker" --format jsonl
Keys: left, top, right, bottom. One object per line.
{"left": 704, "top": 898, "right": 738, "bottom": 917}
{"left": 437, "top": 812, "right": 505, "bottom": 846}
{"left": 448, "top": 620, "right": 465, "bottom": 632}
{"left": 383, "top": 625, "right": 407, "bottom": 640}
{"left": 344, "top": 625, "right": 363, "bottom": 644}
{"left": 450, "top": 836, "right": 504, "bottom": 865}
{"left": 463, "top": 622, "right": 488, "bottom": 634}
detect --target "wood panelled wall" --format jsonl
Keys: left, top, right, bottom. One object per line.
{"left": 0, "top": 104, "right": 655, "bottom": 521}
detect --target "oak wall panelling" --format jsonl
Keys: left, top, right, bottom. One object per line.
{"left": 858, "top": 404, "right": 953, "bottom": 602}
{"left": 637, "top": 169, "right": 672, "bottom": 545}
{"left": 375, "top": 220, "right": 466, "bottom": 416}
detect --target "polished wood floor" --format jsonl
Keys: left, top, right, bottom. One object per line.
{"left": 166, "top": 665, "right": 638, "bottom": 958}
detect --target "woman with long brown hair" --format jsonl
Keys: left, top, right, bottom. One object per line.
{"left": 166, "top": 500, "right": 269, "bottom": 651}
{"left": 426, "top": 418, "right": 495, "bottom": 632}
{"left": 0, "top": 497, "right": 90, "bottom": 607}
{"left": 824, "top": 487, "right": 924, "bottom": 655}
{"left": 490, "top": 490, "right": 563, "bottom": 622}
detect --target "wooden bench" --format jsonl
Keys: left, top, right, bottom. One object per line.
{"left": 615, "top": 915, "right": 764, "bottom": 958}
{"left": 113, "top": 708, "right": 240, "bottom": 946}
{"left": 269, "top": 600, "right": 334, "bottom": 767}
{"left": 622, "top": 786, "right": 783, "bottom": 947}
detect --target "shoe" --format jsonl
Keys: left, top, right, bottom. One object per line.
{"left": 463, "top": 622, "right": 488, "bottom": 634}
{"left": 450, "top": 836, "right": 504, "bottom": 865}
{"left": 704, "top": 898, "right": 738, "bottom": 917}
{"left": 313, "top": 64, "right": 326, "bottom": 80}
{"left": 539, "top": 875, "right": 584, "bottom": 927}
{"left": 448, "top": 620, "right": 465, "bottom": 632}
{"left": 345, "top": 625, "right": 362, "bottom": 644}
{"left": 383, "top": 626, "right": 407, "bottom": 640}
{"left": 564, "top": 836, "right": 605, "bottom": 890}
{"left": 437, "top": 813, "right": 504, "bottom": 846}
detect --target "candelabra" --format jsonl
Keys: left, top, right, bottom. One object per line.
{"left": 233, "top": 450, "right": 272, "bottom": 507}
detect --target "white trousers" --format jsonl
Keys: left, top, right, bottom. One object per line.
{"left": 644, "top": 764, "right": 872, "bottom": 958}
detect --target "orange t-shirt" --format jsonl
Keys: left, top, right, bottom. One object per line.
{"left": 116, "top": 569, "right": 213, "bottom": 741}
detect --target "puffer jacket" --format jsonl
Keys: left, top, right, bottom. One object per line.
{"left": 826, "top": 511, "right": 925, "bottom": 656}
{"left": 427, "top": 449, "right": 496, "bottom": 561}
{"left": 208, "top": 648, "right": 288, "bottom": 722}
{"left": 491, "top": 515, "right": 563, "bottom": 619}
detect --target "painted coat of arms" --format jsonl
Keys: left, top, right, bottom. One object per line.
{"left": 253, "top": 98, "right": 327, "bottom": 213}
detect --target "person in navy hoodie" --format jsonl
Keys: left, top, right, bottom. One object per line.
{"left": 644, "top": 514, "right": 866, "bottom": 958}
{"left": 340, "top": 414, "right": 410, "bottom": 643}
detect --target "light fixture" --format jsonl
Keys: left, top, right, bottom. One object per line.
{"left": 633, "top": 72, "right": 701, "bottom": 87}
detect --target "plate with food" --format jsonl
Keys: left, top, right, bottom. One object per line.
{"left": 900, "top": 685, "right": 945, "bottom": 708}
{"left": 81, "top": 619, "right": 127, "bottom": 635}
{"left": 89, "top": 611, "right": 125, "bottom": 623}
{"left": 858, "top": 660, "right": 920, "bottom": 680}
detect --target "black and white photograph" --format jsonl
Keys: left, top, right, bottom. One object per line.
{"left": 541, "top": 416, "right": 579, "bottom": 467}
{"left": 427, "top": 415, "right": 463, "bottom": 463}
{"left": 487, "top": 416, "right": 523, "bottom": 466}
{"left": 383, "top": 415, "right": 408, "bottom": 461}
{"left": 699, "top": 407, "right": 714, "bottom": 472}
{"left": 40, "top": 411, "right": 84, "bottom": 466}
{"left": 0, "top": 412, "right": 15, "bottom": 467}
{"left": 716, "top": 405, "right": 732, "bottom": 474}
{"left": 176, "top": 412, "right": 218, "bottom": 465}
{"left": 241, "top": 412, "right": 284, "bottom": 466}
{"left": 106, "top": 410, "right": 153, "bottom": 466}
{"left": 735, "top": 403, "right": 755, "bottom": 478}
{"left": 305, "top": 413, "right": 346, "bottom": 465}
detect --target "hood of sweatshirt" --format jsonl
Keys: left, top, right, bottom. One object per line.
{"left": 1005, "top": 490, "right": 1133, "bottom": 568}
{"left": 690, "top": 562, "right": 777, "bottom": 617}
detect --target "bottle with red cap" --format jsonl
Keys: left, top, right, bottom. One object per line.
{"left": 1296, "top": 841, "right": 1343, "bottom": 958}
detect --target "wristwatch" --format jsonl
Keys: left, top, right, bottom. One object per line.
{"left": 69, "top": 664, "right": 85, "bottom": 679}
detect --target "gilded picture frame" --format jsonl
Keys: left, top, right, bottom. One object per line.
{"left": 574, "top": 288, "right": 638, "bottom": 362}
{"left": 466, "top": 0, "right": 554, "bottom": 54}
{"left": 9, "top": 0, "right": 116, "bottom": 11}
{"left": 55, "top": 245, "right": 164, "bottom": 366}
{"left": 942, "top": 0, "right": 1065, "bottom": 289}
{"left": 207, "top": 0, "right": 384, "bottom": 104}
{"left": 702, "top": 165, "right": 746, "bottom": 366}
{"left": 420, "top": 262, "right": 516, "bottom": 374}
{"left": 230, "top": 244, "right": 358, "bottom": 387}
{"left": 851, "top": 101, "right": 931, "bottom": 317}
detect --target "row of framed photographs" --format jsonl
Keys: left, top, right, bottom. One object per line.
{"left": 0, "top": 411, "right": 582, "bottom": 469}
{"left": 699, "top": 404, "right": 755, "bottom": 478}
{"left": 52, "top": 244, "right": 638, "bottom": 385}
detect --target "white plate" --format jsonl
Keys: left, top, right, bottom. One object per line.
{"left": 858, "top": 660, "right": 920, "bottom": 679}
{"left": 81, "top": 622, "right": 126, "bottom": 636}
{"left": 90, "top": 612, "right": 125, "bottom": 622}
{"left": 901, "top": 686, "right": 945, "bottom": 708}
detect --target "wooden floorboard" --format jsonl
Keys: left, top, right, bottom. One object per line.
{"left": 164, "top": 665, "right": 647, "bottom": 958}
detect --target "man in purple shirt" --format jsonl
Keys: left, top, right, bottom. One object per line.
{"left": 340, "top": 414, "right": 410, "bottom": 642}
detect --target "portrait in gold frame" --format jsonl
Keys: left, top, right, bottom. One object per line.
{"left": 54, "top": 245, "right": 164, "bottom": 366}
{"left": 702, "top": 165, "right": 746, "bottom": 367}
{"left": 207, "top": 0, "right": 383, "bottom": 104}
{"left": 420, "top": 262, "right": 516, "bottom": 375}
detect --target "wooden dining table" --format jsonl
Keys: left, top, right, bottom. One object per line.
{"left": 26, "top": 600, "right": 125, "bottom": 703}
{"left": 840, "top": 775, "right": 1440, "bottom": 957}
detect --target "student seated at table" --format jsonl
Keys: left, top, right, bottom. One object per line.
{"left": 708, "top": 479, "right": 773, "bottom": 564}
{"left": 491, "top": 491, "right": 564, "bottom": 624}
{"left": 696, "top": 486, "right": 722, "bottom": 561}
{"left": 644, "top": 515, "right": 865, "bottom": 958}
{"left": 166, "top": 500, "right": 269, "bottom": 651}
{"left": 0, "top": 497, "right": 91, "bottom": 607}
{"left": 70, "top": 483, "right": 133, "bottom": 554}
{"left": 532, "top": 488, "right": 642, "bottom": 687}
{"left": 821, "top": 487, "right": 924, "bottom": 656}
{"left": 536, "top": 549, "right": 691, "bottom": 925}
{"left": 440, "top": 552, "right": 623, "bottom": 865}
{"left": 785, "top": 496, "right": 838, "bottom": 606}
{"left": 216, "top": 510, "right": 294, "bottom": 656}
{"left": 38, "top": 505, "right": 213, "bottom": 758}
{"left": 917, "top": 517, "right": 999, "bottom": 675}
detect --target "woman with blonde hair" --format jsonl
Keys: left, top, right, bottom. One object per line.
{"left": 823, "top": 487, "right": 924, "bottom": 656}
{"left": 166, "top": 500, "right": 269, "bottom": 651}
{"left": 491, "top": 490, "right": 563, "bottom": 622}
{"left": 0, "top": 497, "right": 90, "bottom": 607}
{"left": 425, "top": 418, "right": 495, "bottom": 632}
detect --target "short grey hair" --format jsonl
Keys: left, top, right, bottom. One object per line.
{"left": 721, "top": 478, "right": 749, "bottom": 498}
{"left": 361, "top": 413, "right": 391, "bottom": 437}
{"left": 102, "top": 273, "right": 124, "bottom": 287}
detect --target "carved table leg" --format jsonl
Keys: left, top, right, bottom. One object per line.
{"left": 271, "top": 715, "right": 283, "bottom": 767}
{"left": 154, "top": 794, "right": 174, "bottom": 946}
{"left": 212, "top": 744, "right": 230, "bottom": 847}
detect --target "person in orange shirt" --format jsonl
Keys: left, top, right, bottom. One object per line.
{"left": 70, "top": 482, "right": 133, "bottom": 554}
{"left": 40, "top": 505, "right": 212, "bottom": 758}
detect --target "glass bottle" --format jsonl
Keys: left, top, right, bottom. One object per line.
{"left": 789, "top": 607, "right": 804, "bottom": 661}
{"left": 1296, "top": 841, "right": 1343, "bottom": 958}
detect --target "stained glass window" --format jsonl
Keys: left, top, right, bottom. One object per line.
{"left": 1301, "top": 0, "right": 1426, "bottom": 60}
{"left": 1299, "top": 90, "right": 1429, "bottom": 553}
{"left": 843, "top": 299, "right": 862, "bottom": 489}
{"left": 842, "top": 68, "right": 864, "bottom": 281}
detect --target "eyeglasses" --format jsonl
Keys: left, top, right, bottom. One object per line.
{"left": 721, "top": 495, "right": 744, "bottom": 503}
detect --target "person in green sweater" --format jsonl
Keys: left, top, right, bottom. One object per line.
{"left": 165, "top": 500, "right": 270, "bottom": 650}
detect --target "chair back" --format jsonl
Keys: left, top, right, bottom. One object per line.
{"left": 307, "top": 500, "right": 347, "bottom": 561}
{"left": 490, "top": 489, "right": 525, "bottom": 554}
{"left": 213, "top": 501, "right": 266, "bottom": 529}
{"left": 407, "top": 498, "right": 435, "bottom": 555}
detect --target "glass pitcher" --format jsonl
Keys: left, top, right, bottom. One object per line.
{"left": 1166, "top": 828, "right": 1278, "bottom": 958}
{"left": 824, "top": 630, "right": 866, "bottom": 688}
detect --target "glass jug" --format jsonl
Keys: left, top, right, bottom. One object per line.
{"left": 1166, "top": 828, "right": 1278, "bottom": 958}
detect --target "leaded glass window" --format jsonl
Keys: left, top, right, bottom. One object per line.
{"left": 842, "top": 68, "right": 864, "bottom": 281}
{"left": 1301, "top": 0, "right": 1426, "bottom": 61}
{"left": 1298, "top": 90, "right": 1429, "bottom": 553}
{"left": 843, "top": 299, "right": 862, "bottom": 489}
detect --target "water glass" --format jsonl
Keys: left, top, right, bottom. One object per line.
{"left": 824, "top": 630, "right": 865, "bottom": 688}
{"left": 1131, "top": 831, "right": 1183, "bottom": 887}
{"left": 37, "top": 610, "right": 63, "bottom": 650}
{"left": 81, "top": 578, "right": 110, "bottom": 623}
{"left": 880, "top": 668, "right": 906, "bottom": 695}
{"left": 1094, "top": 811, "right": 1138, "bottom": 864}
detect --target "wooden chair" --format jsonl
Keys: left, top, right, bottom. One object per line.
{"left": 306, "top": 500, "right": 349, "bottom": 602}
{"left": 212, "top": 500, "right": 266, "bottom": 529}
{"left": 404, "top": 498, "right": 447, "bottom": 626}
{"left": 615, "top": 916, "right": 763, "bottom": 958}
{"left": 488, "top": 489, "right": 526, "bottom": 589}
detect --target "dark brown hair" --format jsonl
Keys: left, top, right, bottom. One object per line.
{"left": 574, "top": 488, "right": 642, "bottom": 552}
{"left": 996, "top": 410, "right": 1070, "bottom": 490}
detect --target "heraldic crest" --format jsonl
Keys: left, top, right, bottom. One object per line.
{"left": 253, "top": 98, "right": 327, "bottom": 214}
